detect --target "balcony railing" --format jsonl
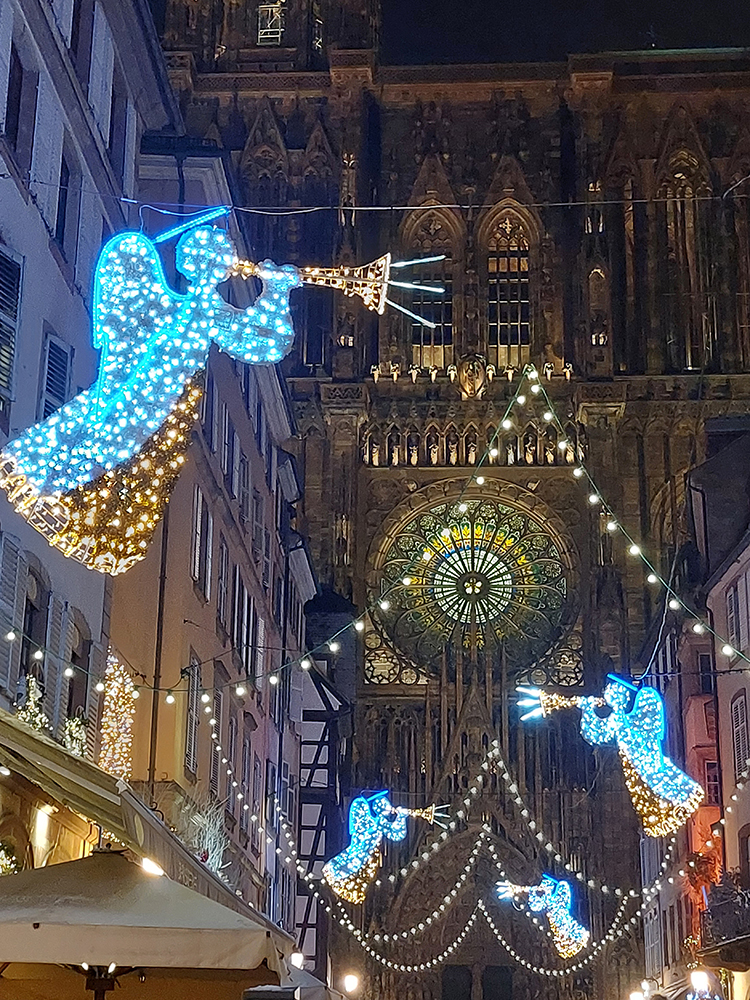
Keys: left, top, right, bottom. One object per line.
{"left": 701, "top": 878, "right": 750, "bottom": 948}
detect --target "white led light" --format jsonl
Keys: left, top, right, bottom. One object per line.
{"left": 235, "top": 684, "right": 246, "bottom": 696}
{"left": 516, "top": 394, "right": 526, "bottom": 405}
{"left": 476, "top": 476, "right": 485, "bottom": 485}
{"left": 379, "top": 599, "right": 390, "bottom": 610}
{"left": 300, "top": 658, "right": 312, "bottom": 670}
{"left": 165, "top": 691, "right": 175, "bottom": 704}
{"left": 64, "top": 666, "right": 74, "bottom": 678}
{"left": 269, "top": 674, "right": 279, "bottom": 685}
{"left": 354, "top": 620, "right": 365, "bottom": 631}
{"left": 141, "top": 857, "right": 164, "bottom": 877}
{"left": 95, "top": 681, "right": 105, "bottom": 693}
{"left": 588, "top": 494, "right": 600, "bottom": 505}
{"left": 723, "top": 644, "right": 735, "bottom": 657}
{"left": 502, "top": 418, "right": 512, "bottom": 430}
{"left": 692, "top": 622, "right": 705, "bottom": 634}
{"left": 629, "top": 544, "right": 641, "bottom": 556}
{"left": 647, "top": 573, "right": 658, "bottom": 584}
{"left": 328, "top": 641, "right": 340, "bottom": 653}
{"left": 606, "top": 520, "right": 617, "bottom": 531}
{"left": 5, "top": 631, "right": 15, "bottom": 642}
{"left": 668, "top": 598, "right": 680, "bottom": 611}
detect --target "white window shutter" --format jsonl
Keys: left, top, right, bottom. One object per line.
{"left": 55, "top": 0, "right": 76, "bottom": 46}
{"left": 257, "top": 616, "right": 266, "bottom": 680}
{"left": 43, "top": 594, "right": 73, "bottom": 736}
{"left": 88, "top": 4, "right": 114, "bottom": 140}
{"left": 86, "top": 643, "right": 106, "bottom": 759}
{"left": 741, "top": 576, "right": 749, "bottom": 653}
{"left": 727, "top": 585, "right": 738, "bottom": 650}
{"left": 0, "top": 534, "right": 27, "bottom": 695}
{"left": 122, "top": 100, "right": 137, "bottom": 199}
{"left": 290, "top": 665, "right": 304, "bottom": 723}
{"left": 31, "top": 73, "right": 65, "bottom": 227}
{"left": 76, "top": 186, "right": 103, "bottom": 300}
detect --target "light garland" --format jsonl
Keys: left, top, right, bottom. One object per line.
{"left": 0, "top": 842, "right": 20, "bottom": 876}
{"left": 519, "top": 676, "right": 704, "bottom": 837}
{"left": 497, "top": 876, "right": 590, "bottom": 958}
{"left": 321, "top": 792, "right": 442, "bottom": 903}
{"left": 98, "top": 653, "right": 136, "bottom": 779}
{"left": 16, "top": 675, "right": 50, "bottom": 732}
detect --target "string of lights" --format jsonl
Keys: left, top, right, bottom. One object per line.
{"left": 13, "top": 173, "right": 750, "bottom": 216}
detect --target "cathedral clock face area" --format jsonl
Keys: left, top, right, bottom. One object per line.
{"left": 371, "top": 494, "right": 574, "bottom": 671}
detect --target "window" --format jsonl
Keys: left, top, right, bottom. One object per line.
{"left": 252, "top": 752, "right": 262, "bottom": 851}
{"left": 699, "top": 651, "right": 716, "bottom": 695}
{"left": 231, "top": 569, "right": 252, "bottom": 678}
{"left": 190, "top": 487, "right": 213, "bottom": 598}
{"left": 257, "top": 1, "right": 284, "bottom": 44}
{"left": 231, "top": 433, "right": 241, "bottom": 498}
{"left": 54, "top": 155, "right": 71, "bottom": 248}
{"left": 0, "top": 246, "right": 22, "bottom": 417}
{"left": 216, "top": 539, "right": 229, "bottom": 629}
{"left": 185, "top": 657, "right": 200, "bottom": 774}
{"left": 732, "top": 691, "right": 750, "bottom": 783}
{"left": 4, "top": 45, "right": 37, "bottom": 176}
{"left": 704, "top": 700, "right": 717, "bottom": 742}
{"left": 240, "top": 736, "right": 251, "bottom": 832}
{"left": 252, "top": 491, "right": 264, "bottom": 560}
{"left": 41, "top": 335, "right": 72, "bottom": 418}
{"left": 740, "top": 824, "right": 750, "bottom": 887}
{"left": 66, "top": 623, "right": 90, "bottom": 718}
{"left": 227, "top": 715, "right": 238, "bottom": 813}
{"left": 265, "top": 760, "right": 277, "bottom": 831}
{"left": 263, "top": 529, "right": 271, "bottom": 591}
{"left": 210, "top": 687, "right": 223, "bottom": 796}
{"left": 410, "top": 258, "right": 453, "bottom": 369}
{"left": 220, "top": 403, "right": 232, "bottom": 477}
{"left": 251, "top": 612, "right": 264, "bottom": 683}
{"left": 239, "top": 455, "right": 250, "bottom": 523}
{"left": 727, "top": 575, "right": 749, "bottom": 654}
{"left": 705, "top": 760, "right": 720, "bottom": 806}
{"left": 487, "top": 215, "right": 531, "bottom": 370}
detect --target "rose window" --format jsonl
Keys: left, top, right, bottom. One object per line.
{"left": 372, "top": 497, "right": 571, "bottom": 669}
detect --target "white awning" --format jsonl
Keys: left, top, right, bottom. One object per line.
{"left": 0, "top": 851, "right": 286, "bottom": 974}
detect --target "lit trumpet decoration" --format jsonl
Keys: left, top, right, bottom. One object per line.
{"left": 517, "top": 675, "right": 703, "bottom": 837}
{"left": 496, "top": 875, "right": 590, "bottom": 959}
{"left": 233, "top": 251, "right": 446, "bottom": 329}
{"left": 0, "top": 207, "right": 443, "bottom": 574}
{"left": 322, "top": 791, "right": 448, "bottom": 904}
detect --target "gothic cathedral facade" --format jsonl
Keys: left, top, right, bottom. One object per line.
{"left": 157, "top": 2, "right": 750, "bottom": 995}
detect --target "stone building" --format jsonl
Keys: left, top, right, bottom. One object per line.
{"left": 154, "top": 4, "right": 750, "bottom": 997}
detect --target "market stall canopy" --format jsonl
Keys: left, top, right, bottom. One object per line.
{"left": 0, "top": 850, "right": 286, "bottom": 974}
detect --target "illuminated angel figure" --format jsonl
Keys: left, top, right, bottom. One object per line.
{"left": 497, "top": 875, "right": 590, "bottom": 959}
{"left": 0, "top": 207, "right": 444, "bottom": 576}
{"left": 322, "top": 791, "right": 443, "bottom": 904}
{"left": 518, "top": 674, "right": 704, "bottom": 837}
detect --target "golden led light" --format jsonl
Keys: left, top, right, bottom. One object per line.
{"left": 98, "top": 653, "right": 136, "bottom": 780}
{"left": 343, "top": 974, "right": 360, "bottom": 994}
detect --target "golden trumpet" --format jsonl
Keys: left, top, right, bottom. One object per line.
{"left": 403, "top": 804, "right": 438, "bottom": 824}
{"left": 234, "top": 253, "right": 392, "bottom": 315}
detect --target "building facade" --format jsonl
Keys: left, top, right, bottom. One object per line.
{"left": 148, "top": 7, "right": 750, "bottom": 999}
{"left": 0, "top": 0, "right": 179, "bottom": 866}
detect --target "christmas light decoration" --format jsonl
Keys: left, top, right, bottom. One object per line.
{"left": 519, "top": 675, "right": 703, "bottom": 836}
{"left": 98, "top": 653, "right": 136, "bottom": 779}
{"left": 0, "top": 208, "right": 438, "bottom": 575}
{"left": 497, "top": 875, "right": 590, "bottom": 958}
{"left": 322, "top": 792, "right": 444, "bottom": 903}
{"left": 16, "top": 675, "right": 50, "bottom": 731}
{"left": 63, "top": 716, "right": 88, "bottom": 758}
{"left": 0, "top": 842, "right": 19, "bottom": 876}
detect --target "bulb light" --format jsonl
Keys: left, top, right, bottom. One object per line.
{"left": 647, "top": 573, "right": 658, "bottom": 584}
{"left": 354, "top": 620, "right": 364, "bottom": 631}
{"left": 291, "top": 952, "right": 304, "bottom": 969}
{"left": 300, "top": 658, "right": 312, "bottom": 670}
{"left": 141, "top": 857, "right": 165, "bottom": 877}
{"left": 235, "top": 684, "right": 246, "bottom": 696}
{"left": 328, "top": 641, "right": 340, "bottom": 653}
{"left": 64, "top": 666, "right": 74, "bottom": 678}
{"left": 629, "top": 544, "right": 641, "bottom": 556}
{"left": 476, "top": 476, "right": 485, "bottom": 485}
{"left": 502, "top": 418, "right": 512, "bottom": 430}
{"left": 269, "top": 674, "right": 279, "bottom": 686}
{"left": 343, "top": 974, "right": 360, "bottom": 994}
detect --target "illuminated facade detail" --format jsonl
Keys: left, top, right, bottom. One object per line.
{"left": 496, "top": 875, "right": 590, "bottom": 959}
{"left": 98, "top": 653, "right": 136, "bottom": 780}
{"left": 521, "top": 675, "right": 704, "bottom": 836}
{"left": 374, "top": 497, "right": 570, "bottom": 667}
{"left": 322, "top": 791, "right": 439, "bottom": 903}
{"left": 15, "top": 675, "right": 50, "bottom": 731}
{"left": 0, "top": 843, "right": 20, "bottom": 876}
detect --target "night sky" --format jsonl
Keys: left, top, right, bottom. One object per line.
{"left": 380, "top": 0, "right": 750, "bottom": 64}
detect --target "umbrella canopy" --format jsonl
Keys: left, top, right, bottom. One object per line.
{"left": 0, "top": 850, "right": 286, "bottom": 975}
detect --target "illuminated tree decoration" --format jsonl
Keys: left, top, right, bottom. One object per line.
{"left": 497, "top": 875, "right": 590, "bottom": 959}
{"left": 322, "top": 792, "right": 443, "bottom": 904}
{"left": 0, "top": 207, "right": 435, "bottom": 576}
{"left": 63, "top": 715, "right": 88, "bottom": 758}
{"left": 15, "top": 675, "right": 50, "bottom": 732}
{"left": 0, "top": 842, "right": 20, "bottom": 876}
{"left": 98, "top": 653, "right": 136, "bottom": 780}
{"left": 374, "top": 497, "right": 571, "bottom": 668}
{"left": 518, "top": 675, "right": 704, "bottom": 837}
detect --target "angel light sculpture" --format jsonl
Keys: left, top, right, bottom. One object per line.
{"left": 322, "top": 790, "right": 446, "bottom": 904}
{"left": 518, "top": 674, "right": 704, "bottom": 837}
{"left": 0, "top": 208, "right": 443, "bottom": 574}
{"left": 497, "top": 875, "right": 590, "bottom": 959}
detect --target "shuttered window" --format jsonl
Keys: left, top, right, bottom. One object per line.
{"left": 726, "top": 574, "right": 750, "bottom": 654}
{"left": 210, "top": 688, "right": 223, "bottom": 796}
{"left": 239, "top": 737, "right": 251, "bottom": 832}
{"left": 732, "top": 690, "right": 749, "bottom": 783}
{"left": 227, "top": 715, "right": 238, "bottom": 813}
{"left": 0, "top": 247, "right": 21, "bottom": 401}
{"left": 185, "top": 657, "right": 200, "bottom": 774}
{"left": 42, "top": 336, "right": 71, "bottom": 418}
{"left": 216, "top": 539, "right": 229, "bottom": 629}
{"left": 190, "top": 486, "right": 213, "bottom": 599}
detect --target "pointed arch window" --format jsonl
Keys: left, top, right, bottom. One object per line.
{"left": 405, "top": 214, "right": 454, "bottom": 369}
{"left": 487, "top": 215, "right": 531, "bottom": 370}
{"left": 660, "top": 151, "right": 714, "bottom": 370}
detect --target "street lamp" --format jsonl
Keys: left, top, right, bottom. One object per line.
{"left": 343, "top": 973, "right": 360, "bottom": 994}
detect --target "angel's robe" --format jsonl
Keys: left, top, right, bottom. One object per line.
{"left": 527, "top": 875, "right": 590, "bottom": 957}
{"left": 5, "top": 226, "right": 301, "bottom": 495}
